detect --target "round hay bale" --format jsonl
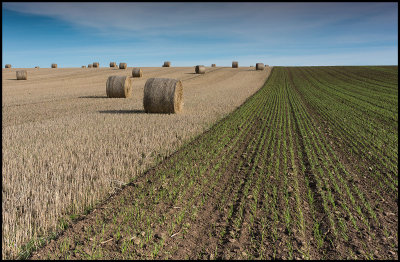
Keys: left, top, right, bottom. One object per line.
{"left": 16, "top": 70, "right": 27, "bottom": 80}
{"left": 110, "top": 62, "right": 116, "bottom": 67}
{"left": 195, "top": 65, "right": 205, "bottom": 74}
{"left": 163, "top": 61, "right": 171, "bottom": 67}
{"left": 88, "top": 64, "right": 93, "bottom": 68}
{"left": 81, "top": 66, "right": 86, "bottom": 68}
{"left": 51, "top": 63, "right": 57, "bottom": 68}
{"left": 93, "top": 62, "right": 99, "bottom": 68}
{"left": 119, "top": 62, "right": 127, "bottom": 69}
{"left": 232, "top": 61, "right": 238, "bottom": 68}
{"left": 211, "top": 64, "right": 216, "bottom": 67}
{"left": 106, "top": 75, "right": 133, "bottom": 98}
{"left": 256, "top": 63, "right": 265, "bottom": 70}
{"left": 5, "top": 64, "right": 11, "bottom": 68}
{"left": 35, "top": 66, "right": 40, "bottom": 69}
{"left": 143, "top": 78, "right": 183, "bottom": 114}
{"left": 132, "top": 68, "right": 143, "bottom": 77}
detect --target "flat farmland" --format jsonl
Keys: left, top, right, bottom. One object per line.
{"left": 26, "top": 65, "right": 398, "bottom": 260}
{"left": 2, "top": 66, "right": 271, "bottom": 259}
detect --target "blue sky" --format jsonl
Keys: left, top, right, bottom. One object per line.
{"left": 2, "top": 2, "right": 398, "bottom": 68}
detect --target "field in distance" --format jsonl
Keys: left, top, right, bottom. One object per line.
{"left": 27, "top": 65, "right": 398, "bottom": 260}
{"left": 2, "top": 65, "right": 271, "bottom": 259}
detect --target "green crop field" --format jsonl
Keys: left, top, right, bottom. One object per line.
{"left": 29, "top": 66, "right": 398, "bottom": 260}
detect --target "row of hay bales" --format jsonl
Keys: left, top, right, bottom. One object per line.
{"left": 106, "top": 76, "right": 183, "bottom": 114}
{"left": 13, "top": 67, "right": 144, "bottom": 81}
{"left": 5, "top": 61, "right": 267, "bottom": 69}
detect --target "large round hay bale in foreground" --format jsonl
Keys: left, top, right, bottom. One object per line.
{"left": 5, "top": 64, "right": 11, "bottom": 68}
{"left": 106, "top": 75, "right": 133, "bottom": 98}
{"left": 163, "top": 61, "right": 171, "bottom": 67}
{"left": 119, "top": 63, "right": 127, "bottom": 69}
{"left": 16, "top": 70, "right": 27, "bottom": 80}
{"left": 110, "top": 62, "right": 116, "bottom": 67}
{"left": 51, "top": 63, "right": 57, "bottom": 68}
{"left": 143, "top": 78, "right": 183, "bottom": 114}
{"left": 256, "top": 63, "right": 265, "bottom": 70}
{"left": 211, "top": 64, "right": 216, "bottom": 67}
{"left": 88, "top": 64, "right": 93, "bottom": 68}
{"left": 132, "top": 68, "right": 143, "bottom": 77}
{"left": 195, "top": 65, "right": 205, "bottom": 74}
{"left": 93, "top": 62, "right": 99, "bottom": 68}
{"left": 232, "top": 61, "right": 238, "bottom": 68}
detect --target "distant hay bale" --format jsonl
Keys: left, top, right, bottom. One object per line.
{"left": 110, "top": 62, "right": 116, "bottom": 67}
{"left": 195, "top": 65, "right": 205, "bottom": 74}
{"left": 232, "top": 61, "right": 238, "bottom": 68}
{"left": 132, "top": 68, "right": 143, "bottom": 77}
{"left": 143, "top": 78, "right": 183, "bottom": 114}
{"left": 162, "top": 61, "right": 171, "bottom": 67}
{"left": 250, "top": 65, "right": 254, "bottom": 67}
{"left": 16, "top": 70, "right": 27, "bottom": 80}
{"left": 88, "top": 64, "right": 93, "bottom": 68}
{"left": 5, "top": 64, "right": 11, "bottom": 68}
{"left": 93, "top": 62, "right": 99, "bottom": 68}
{"left": 211, "top": 64, "right": 216, "bottom": 67}
{"left": 119, "top": 63, "right": 127, "bottom": 69}
{"left": 51, "top": 63, "right": 57, "bottom": 68}
{"left": 106, "top": 76, "right": 133, "bottom": 98}
{"left": 35, "top": 66, "right": 39, "bottom": 69}
{"left": 81, "top": 66, "right": 86, "bottom": 68}
{"left": 256, "top": 63, "right": 265, "bottom": 70}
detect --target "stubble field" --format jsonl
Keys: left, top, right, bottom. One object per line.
{"left": 2, "top": 65, "right": 271, "bottom": 259}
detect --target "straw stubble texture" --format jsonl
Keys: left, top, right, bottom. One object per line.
{"left": 106, "top": 76, "right": 133, "bottom": 98}
{"left": 143, "top": 78, "right": 183, "bottom": 114}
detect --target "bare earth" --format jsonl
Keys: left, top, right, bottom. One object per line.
{"left": 2, "top": 66, "right": 271, "bottom": 259}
